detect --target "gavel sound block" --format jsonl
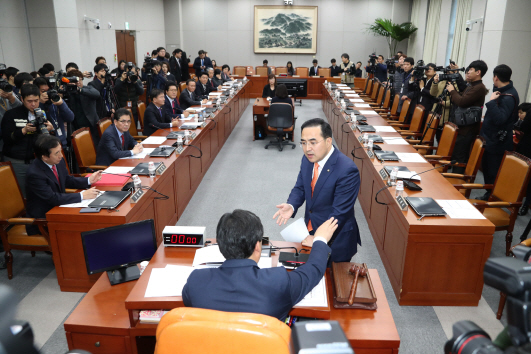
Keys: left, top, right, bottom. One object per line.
{"left": 331, "top": 262, "right": 378, "bottom": 309}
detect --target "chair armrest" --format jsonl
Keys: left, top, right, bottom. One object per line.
{"left": 132, "top": 135, "right": 147, "bottom": 140}
{"left": 407, "top": 139, "right": 421, "bottom": 144}
{"left": 472, "top": 201, "right": 520, "bottom": 212}
{"left": 5, "top": 218, "right": 47, "bottom": 225}
{"left": 65, "top": 189, "right": 79, "bottom": 194}
{"left": 425, "top": 155, "right": 451, "bottom": 160}
{"left": 441, "top": 173, "right": 465, "bottom": 178}
{"left": 400, "top": 132, "right": 422, "bottom": 137}
{"left": 86, "top": 165, "right": 108, "bottom": 170}
{"left": 412, "top": 145, "right": 436, "bottom": 150}
{"left": 454, "top": 183, "right": 494, "bottom": 190}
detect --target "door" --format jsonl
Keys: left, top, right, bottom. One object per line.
{"left": 115, "top": 30, "right": 136, "bottom": 65}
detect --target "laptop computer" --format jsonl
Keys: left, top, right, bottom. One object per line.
{"left": 357, "top": 125, "right": 376, "bottom": 133}
{"left": 149, "top": 146, "right": 175, "bottom": 157}
{"left": 384, "top": 165, "right": 410, "bottom": 175}
{"left": 88, "top": 191, "right": 131, "bottom": 209}
{"left": 166, "top": 131, "right": 185, "bottom": 139}
{"left": 129, "top": 162, "right": 163, "bottom": 175}
{"left": 344, "top": 109, "right": 360, "bottom": 115}
{"left": 374, "top": 150, "right": 400, "bottom": 162}
{"left": 364, "top": 134, "right": 383, "bottom": 143}
{"left": 180, "top": 122, "right": 201, "bottom": 130}
{"left": 405, "top": 197, "right": 447, "bottom": 218}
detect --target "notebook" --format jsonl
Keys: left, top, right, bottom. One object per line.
{"left": 130, "top": 162, "right": 163, "bottom": 175}
{"left": 88, "top": 191, "right": 131, "bottom": 209}
{"left": 344, "top": 109, "right": 360, "bottom": 115}
{"left": 384, "top": 166, "right": 410, "bottom": 175}
{"left": 149, "top": 146, "right": 175, "bottom": 157}
{"left": 357, "top": 125, "right": 376, "bottom": 133}
{"left": 374, "top": 150, "right": 400, "bottom": 161}
{"left": 406, "top": 197, "right": 447, "bottom": 217}
{"left": 363, "top": 134, "right": 383, "bottom": 143}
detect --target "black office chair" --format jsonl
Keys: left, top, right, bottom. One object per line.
{"left": 264, "top": 103, "right": 296, "bottom": 151}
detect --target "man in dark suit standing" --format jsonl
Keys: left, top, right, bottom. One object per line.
{"left": 309, "top": 59, "right": 321, "bottom": 76}
{"left": 274, "top": 118, "right": 361, "bottom": 262}
{"left": 95, "top": 108, "right": 142, "bottom": 165}
{"left": 193, "top": 50, "right": 212, "bottom": 77}
{"left": 143, "top": 88, "right": 180, "bottom": 136}
{"left": 163, "top": 82, "right": 188, "bottom": 119}
{"left": 183, "top": 209, "right": 337, "bottom": 321}
{"left": 180, "top": 79, "right": 206, "bottom": 110}
{"left": 25, "top": 135, "right": 102, "bottom": 235}
{"left": 169, "top": 48, "right": 183, "bottom": 83}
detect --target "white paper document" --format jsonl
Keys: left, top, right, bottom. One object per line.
{"left": 59, "top": 192, "right": 105, "bottom": 207}
{"left": 144, "top": 266, "right": 195, "bottom": 298}
{"left": 345, "top": 94, "right": 360, "bottom": 97}
{"left": 374, "top": 126, "right": 397, "bottom": 132}
{"left": 209, "top": 92, "right": 223, "bottom": 96}
{"left": 280, "top": 217, "right": 308, "bottom": 243}
{"left": 119, "top": 148, "right": 155, "bottom": 159}
{"left": 397, "top": 171, "right": 421, "bottom": 181}
{"left": 382, "top": 137, "right": 409, "bottom": 145}
{"left": 192, "top": 245, "right": 226, "bottom": 267}
{"left": 338, "top": 87, "right": 352, "bottom": 91}
{"left": 142, "top": 136, "right": 167, "bottom": 145}
{"left": 354, "top": 103, "right": 371, "bottom": 108}
{"left": 294, "top": 276, "right": 328, "bottom": 308}
{"left": 396, "top": 152, "right": 426, "bottom": 163}
{"left": 436, "top": 200, "right": 486, "bottom": 219}
{"left": 349, "top": 99, "right": 365, "bottom": 103}
{"left": 103, "top": 166, "right": 134, "bottom": 174}
{"left": 186, "top": 107, "right": 205, "bottom": 112}
{"left": 358, "top": 110, "right": 378, "bottom": 115}
{"left": 257, "top": 257, "right": 273, "bottom": 269}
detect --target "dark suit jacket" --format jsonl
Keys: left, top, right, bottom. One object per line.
{"left": 78, "top": 85, "right": 101, "bottom": 127}
{"left": 330, "top": 65, "right": 342, "bottom": 77}
{"left": 95, "top": 124, "right": 137, "bottom": 165}
{"left": 287, "top": 147, "right": 361, "bottom": 262}
{"left": 169, "top": 56, "right": 182, "bottom": 83}
{"left": 163, "top": 95, "right": 183, "bottom": 119}
{"left": 183, "top": 241, "right": 331, "bottom": 321}
{"left": 179, "top": 89, "right": 201, "bottom": 110}
{"left": 193, "top": 57, "right": 213, "bottom": 77}
{"left": 309, "top": 66, "right": 321, "bottom": 76}
{"left": 143, "top": 103, "right": 173, "bottom": 136}
{"left": 26, "top": 159, "right": 89, "bottom": 235}
{"left": 195, "top": 82, "right": 213, "bottom": 99}
{"left": 221, "top": 72, "right": 231, "bottom": 82}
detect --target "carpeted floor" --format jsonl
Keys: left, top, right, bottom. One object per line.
{"left": 1, "top": 98, "right": 528, "bottom": 353}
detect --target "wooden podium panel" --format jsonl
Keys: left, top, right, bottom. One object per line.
{"left": 248, "top": 76, "right": 341, "bottom": 99}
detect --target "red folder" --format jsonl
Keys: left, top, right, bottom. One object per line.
{"left": 88, "top": 173, "right": 131, "bottom": 187}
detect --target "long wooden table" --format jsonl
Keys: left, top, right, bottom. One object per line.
{"left": 65, "top": 241, "right": 400, "bottom": 354}
{"left": 322, "top": 84, "right": 495, "bottom": 306}
{"left": 46, "top": 82, "right": 250, "bottom": 292}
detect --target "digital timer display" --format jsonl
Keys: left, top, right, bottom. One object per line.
{"left": 163, "top": 233, "right": 204, "bottom": 247}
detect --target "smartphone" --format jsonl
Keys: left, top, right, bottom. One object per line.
{"left": 80, "top": 207, "right": 101, "bottom": 213}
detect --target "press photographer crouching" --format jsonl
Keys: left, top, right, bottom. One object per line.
{"left": 1, "top": 84, "right": 54, "bottom": 195}
{"left": 445, "top": 60, "right": 488, "bottom": 174}
{"left": 115, "top": 63, "right": 144, "bottom": 126}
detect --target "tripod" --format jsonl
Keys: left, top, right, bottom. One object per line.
{"left": 418, "top": 81, "right": 453, "bottom": 143}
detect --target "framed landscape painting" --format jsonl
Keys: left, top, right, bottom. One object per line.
{"left": 254, "top": 5, "right": 318, "bottom": 54}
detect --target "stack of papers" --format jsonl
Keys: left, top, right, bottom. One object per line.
{"left": 436, "top": 200, "right": 486, "bottom": 219}
{"left": 60, "top": 191, "right": 105, "bottom": 208}
{"left": 358, "top": 110, "right": 378, "bottom": 115}
{"left": 192, "top": 245, "right": 272, "bottom": 269}
{"left": 374, "top": 126, "right": 397, "bottom": 132}
{"left": 144, "top": 265, "right": 195, "bottom": 298}
{"left": 382, "top": 137, "right": 409, "bottom": 145}
{"left": 349, "top": 99, "right": 365, "bottom": 103}
{"left": 142, "top": 136, "right": 167, "bottom": 145}
{"left": 397, "top": 171, "right": 421, "bottom": 181}
{"left": 119, "top": 148, "right": 155, "bottom": 159}
{"left": 294, "top": 277, "right": 328, "bottom": 307}
{"left": 186, "top": 107, "right": 205, "bottom": 112}
{"left": 395, "top": 152, "right": 426, "bottom": 163}
{"left": 354, "top": 103, "right": 371, "bottom": 108}
{"left": 103, "top": 166, "right": 134, "bottom": 174}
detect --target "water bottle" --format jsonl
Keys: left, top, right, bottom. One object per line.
{"left": 367, "top": 139, "right": 374, "bottom": 153}
{"left": 198, "top": 112, "right": 203, "bottom": 123}
{"left": 177, "top": 135, "right": 183, "bottom": 147}
{"left": 362, "top": 133, "right": 369, "bottom": 147}
{"left": 388, "top": 167, "right": 398, "bottom": 186}
{"left": 395, "top": 180, "right": 404, "bottom": 198}
{"left": 350, "top": 115, "right": 357, "bottom": 130}
{"left": 148, "top": 161, "right": 156, "bottom": 178}
{"left": 350, "top": 112, "right": 356, "bottom": 122}
{"left": 184, "top": 130, "right": 191, "bottom": 144}
{"left": 133, "top": 175, "right": 141, "bottom": 192}
{"left": 341, "top": 100, "right": 346, "bottom": 111}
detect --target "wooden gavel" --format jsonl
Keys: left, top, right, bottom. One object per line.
{"left": 348, "top": 265, "right": 367, "bottom": 305}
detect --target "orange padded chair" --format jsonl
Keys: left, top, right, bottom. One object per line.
{"left": 413, "top": 122, "right": 458, "bottom": 168}
{"left": 155, "top": 308, "right": 290, "bottom": 354}
{"left": 318, "top": 68, "right": 331, "bottom": 77}
{"left": 455, "top": 152, "right": 531, "bottom": 255}
{"left": 368, "top": 86, "right": 385, "bottom": 108}
{"left": 275, "top": 67, "right": 287, "bottom": 75}
{"left": 137, "top": 101, "right": 146, "bottom": 129}
{"left": 71, "top": 127, "right": 108, "bottom": 173}
{"left": 256, "top": 67, "right": 269, "bottom": 77}
{"left": 406, "top": 112, "right": 440, "bottom": 146}
{"left": 390, "top": 104, "right": 424, "bottom": 133}
{"left": 295, "top": 67, "right": 309, "bottom": 77}
{"left": 97, "top": 118, "right": 112, "bottom": 137}
{"left": 0, "top": 162, "right": 52, "bottom": 279}
{"left": 125, "top": 108, "right": 147, "bottom": 142}
{"left": 441, "top": 136, "right": 485, "bottom": 198}
{"left": 233, "top": 66, "right": 247, "bottom": 77}
{"left": 380, "top": 93, "right": 400, "bottom": 119}
{"left": 386, "top": 98, "right": 411, "bottom": 124}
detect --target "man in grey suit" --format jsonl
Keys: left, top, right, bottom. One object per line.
{"left": 67, "top": 69, "right": 101, "bottom": 145}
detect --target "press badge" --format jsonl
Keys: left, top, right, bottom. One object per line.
{"left": 127, "top": 101, "right": 132, "bottom": 107}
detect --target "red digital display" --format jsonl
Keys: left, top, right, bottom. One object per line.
{"left": 163, "top": 233, "right": 203, "bottom": 247}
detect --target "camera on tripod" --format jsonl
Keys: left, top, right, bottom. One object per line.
{"left": 445, "top": 245, "right": 531, "bottom": 353}
{"left": 412, "top": 60, "right": 428, "bottom": 80}
{"left": 0, "top": 78, "right": 13, "bottom": 93}
{"left": 28, "top": 108, "right": 49, "bottom": 135}
{"left": 439, "top": 66, "right": 466, "bottom": 82}
{"left": 143, "top": 56, "right": 158, "bottom": 76}
{"left": 368, "top": 53, "right": 378, "bottom": 66}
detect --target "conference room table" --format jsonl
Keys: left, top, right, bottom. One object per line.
{"left": 64, "top": 240, "right": 400, "bottom": 354}
{"left": 246, "top": 75, "right": 341, "bottom": 99}
{"left": 46, "top": 81, "right": 250, "bottom": 292}
{"left": 321, "top": 84, "right": 495, "bottom": 306}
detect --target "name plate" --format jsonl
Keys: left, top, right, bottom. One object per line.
{"left": 379, "top": 167, "right": 388, "bottom": 180}
{"left": 367, "top": 150, "right": 374, "bottom": 159}
{"left": 201, "top": 121, "right": 208, "bottom": 128}
{"left": 191, "top": 132, "right": 197, "bottom": 139}
{"left": 396, "top": 195, "right": 408, "bottom": 211}
{"left": 156, "top": 162, "right": 167, "bottom": 175}
{"left": 358, "top": 135, "right": 363, "bottom": 143}
{"left": 131, "top": 188, "right": 144, "bottom": 203}
{"left": 175, "top": 146, "right": 184, "bottom": 154}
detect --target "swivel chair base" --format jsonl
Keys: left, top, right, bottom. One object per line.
{"left": 265, "top": 136, "right": 296, "bottom": 151}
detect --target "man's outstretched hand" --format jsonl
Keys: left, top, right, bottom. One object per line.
{"left": 273, "top": 203, "right": 293, "bottom": 225}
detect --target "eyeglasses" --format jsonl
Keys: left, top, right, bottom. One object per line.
{"left": 117, "top": 120, "right": 131, "bottom": 124}
{"left": 300, "top": 139, "right": 324, "bottom": 148}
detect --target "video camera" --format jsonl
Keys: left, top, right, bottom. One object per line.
{"left": 0, "top": 78, "right": 13, "bottom": 93}
{"left": 368, "top": 53, "right": 378, "bottom": 66}
{"left": 439, "top": 66, "right": 466, "bottom": 82}
{"left": 445, "top": 245, "right": 531, "bottom": 353}
{"left": 143, "top": 56, "right": 158, "bottom": 76}
{"left": 126, "top": 62, "right": 138, "bottom": 82}
{"left": 28, "top": 108, "right": 49, "bottom": 135}
{"left": 412, "top": 60, "right": 428, "bottom": 80}
{"left": 45, "top": 89, "right": 61, "bottom": 103}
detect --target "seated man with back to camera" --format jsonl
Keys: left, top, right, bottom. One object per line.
{"left": 183, "top": 209, "right": 337, "bottom": 321}
{"left": 25, "top": 135, "right": 102, "bottom": 235}
{"left": 95, "top": 108, "right": 142, "bottom": 166}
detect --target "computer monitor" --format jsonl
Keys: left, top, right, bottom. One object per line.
{"left": 278, "top": 78, "right": 307, "bottom": 98}
{"left": 81, "top": 219, "right": 157, "bottom": 285}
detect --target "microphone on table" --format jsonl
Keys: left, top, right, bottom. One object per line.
{"left": 403, "top": 160, "right": 457, "bottom": 191}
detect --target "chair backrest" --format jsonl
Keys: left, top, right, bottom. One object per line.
{"left": 436, "top": 122, "right": 459, "bottom": 157}
{"left": 97, "top": 118, "right": 112, "bottom": 137}
{"left": 464, "top": 136, "right": 486, "bottom": 177}
{"left": 370, "top": 82, "right": 380, "bottom": 100}
{"left": 364, "top": 79, "right": 373, "bottom": 95}
{"left": 375, "top": 86, "right": 385, "bottom": 106}
{"left": 256, "top": 67, "right": 268, "bottom": 77}
{"left": 137, "top": 101, "right": 146, "bottom": 128}
{"left": 275, "top": 67, "right": 287, "bottom": 75}
{"left": 295, "top": 67, "right": 309, "bottom": 77}
{"left": 267, "top": 103, "right": 294, "bottom": 129}
{"left": 0, "top": 162, "right": 25, "bottom": 220}
{"left": 72, "top": 127, "right": 97, "bottom": 170}
{"left": 492, "top": 152, "right": 531, "bottom": 203}
{"left": 408, "top": 105, "right": 425, "bottom": 132}
{"left": 155, "top": 308, "right": 290, "bottom": 354}
{"left": 396, "top": 98, "right": 411, "bottom": 123}
{"left": 420, "top": 113, "right": 439, "bottom": 144}
{"left": 190, "top": 73, "right": 197, "bottom": 81}
{"left": 124, "top": 108, "right": 138, "bottom": 136}
{"left": 215, "top": 66, "right": 222, "bottom": 71}
{"left": 233, "top": 66, "right": 247, "bottom": 76}
{"left": 381, "top": 89, "right": 391, "bottom": 109}
{"left": 362, "top": 78, "right": 370, "bottom": 92}
{"left": 61, "top": 149, "right": 71, "bottom": 174}
{"left": 318, "top": 68, "right": 331, "bottom": 77}
{"left": 389, "top": 94, "right": 400, "bottom": 116}
{"left": 270, "top": 66, "right": 276, "bottom": 74}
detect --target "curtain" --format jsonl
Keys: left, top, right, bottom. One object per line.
{"left": 407, "top": 0, "right": 422, "bottom": 60}
{"left": 423, "top": 0, "right": 442, "bottom": 63}
{"left": 450, "top": 0, "right": 473, "bottom": 67}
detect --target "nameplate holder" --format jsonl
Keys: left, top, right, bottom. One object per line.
{"left": 358, "top": 135, "right": 363, "bottom": 143}
{"left": 367, "top": 150, "right": 374, "bottom": 159}
{"left": 379, "top": 167, "right": 388, "bottom": 180}
{"left": 156, "top": 162, "right": 167, "bottom": 175}
{"left": 191, "top": 132, "right": 197, "bottom": 139}
{"left": 396, "top": 195, "right": 408, "bottom": 211}
{"left": 201, "top": 121, "right": 208, "bottom": 128}
{"left": 131, "top": 189, "right": 144, "bottom": 203}
{"left": 175, "top": 146, "right": 184, "bottom": 154}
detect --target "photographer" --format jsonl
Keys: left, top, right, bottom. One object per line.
{"left": 13, "top": 72, "right": 33, "bottom": 100}
{"left": 397, "top": 57, "right": 415, "bottom": 115}
{"left": 365, "top": 55, "right": 387, "bottom": 82}
{"left": 1, "top": 84, "right": 54, "bottom": 194}
{"left": 67, "top": 69, "right": 102, "bottom": 145}
{"left": 339, "top": 53, "right": 354, "bottom": 86}
{"left": 354, "top": 61, "right": 363, "bottom": 78}
{"left": 392, "top": 56, "right": 404, "bottom": 95}
{"left": 89, "top": 63, "right": 113, "bottom": 120}
{"left": 417, "top": 63, "right": 437, "bottom": 112}
{"left": 115, "top": 63, "right": 144, "bottom": 126}
{"left": 446, "top": 60, "right": 488, "bottom": 174}
{"left": 479, "top": 64, "right": 519, "bottom": 196}
{"left": 34, "top": 77, "right": 74, "bottom": 148}
{"left": 0, "top": 84, "right": 22, "bottom": 154}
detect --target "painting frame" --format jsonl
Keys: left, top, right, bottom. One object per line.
{"left": 254, "top": 5, "right": 318, "bottom": 54}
